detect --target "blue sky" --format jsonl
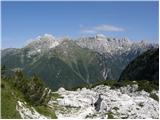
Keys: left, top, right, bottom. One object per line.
{"left": 2, "top": 1, "right": 159, "bottom": 48}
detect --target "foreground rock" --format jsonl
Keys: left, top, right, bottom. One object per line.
{"left": 53, "top": 85, "right": 159, "bottom": 119}
{"left": 16, "top": 101, "right": 49, "bottom": 119}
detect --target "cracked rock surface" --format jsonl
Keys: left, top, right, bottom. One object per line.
{"left": 53, "top": 85, "right": 159, "bottom": 119}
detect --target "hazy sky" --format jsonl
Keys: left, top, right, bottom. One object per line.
{"left": 2, "top": 1, "right": 159, "bottom": 48}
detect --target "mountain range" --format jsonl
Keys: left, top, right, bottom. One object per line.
{"left": 2, "top": 34, "right": 158, "bottom": 90}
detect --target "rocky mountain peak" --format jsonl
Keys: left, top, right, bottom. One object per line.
{"left": 27, "top": 33, "right": 56, "bottom": 45}
{"left": 35, "top": 33, "right": 55, "bottom": 41}
{"left": 43, "top": 33, "right": 55, "bottom": 39}
{"left": 24, "top": 34, "right": 59, "bottom": 56}
{"left": 95, "top": 34, "right": 106, "bottom": 40}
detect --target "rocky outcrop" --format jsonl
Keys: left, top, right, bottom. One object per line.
{"left": 94, "top": 94, "right": 103, "bottom": 111}
{"left": 16, "top": 101, "right": 48, "bottom": 119}
{"left": 54, "top": 84, "right": 159, "bottom": 119}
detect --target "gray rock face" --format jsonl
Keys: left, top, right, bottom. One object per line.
{"left": 54, "top": 84, "right": 159, "bottom": 119}
{"left": 76, "top": 35, "right": 155, "bottom": 55}
{"left": 24, "top": 34, "right": 59, "bottom": 56}
{"left": 16, "top": 101, "right": 49, "bottom": 119}
{"left": 94, "top": 94, "right": 103, "bottom": 111}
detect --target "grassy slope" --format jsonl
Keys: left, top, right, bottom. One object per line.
{"left": 33, "top": 93, "right": 62, "bottom": 118}
{"left": 24, "top": 41, "right": 105, "bottom": 90}
{"left": 1, "top": 79, "right": 21, "bottom": 118}
{"left": 1, "top": 79, "right": 57, "bottom": 119}
{"left": 34, "top": 105, "right": 57, "bottom": 119}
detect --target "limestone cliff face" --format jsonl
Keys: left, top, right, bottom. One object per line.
{"left": 54, "top": 84, "right": 159, "bottom": 119}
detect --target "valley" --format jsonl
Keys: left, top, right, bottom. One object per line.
{"left": 1, "top": 34, "right": 159, "bottom": 119}
{"left": 2, "top": 34, "right": 158, "bottom": 90}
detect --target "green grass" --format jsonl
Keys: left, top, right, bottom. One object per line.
{"left": 1, "top": 78, "right": 57, "bottom": 119}
{"left": 1, "top": 79, "right": 21, "bottom": 119}
{"left": 34, "top": 105, "right": 57, "bottom": 119}
{"left": 107, "top": 111, "right": 114, "bottom": 119}
{"left": 136, "top": 80, "right": 159, "bottom": 93}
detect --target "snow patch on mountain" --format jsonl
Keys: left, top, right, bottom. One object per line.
{"left": 53, "top": 84, "right": 159, "bottom": 119}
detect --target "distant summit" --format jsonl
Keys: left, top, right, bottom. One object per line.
{"left": 24, "top": 34, "right": 59, "bottom": 56}
{"left": 95, "top": 34, "right": 106, "bottom": 40}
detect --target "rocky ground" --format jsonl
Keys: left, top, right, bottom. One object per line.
{"left": 16, "top": 101, "right": 49, "bottom": 119}
{"left": 52, "top": 84, "right": 159, "bottom": 119}
{"left": 15, "top": 83, "right": 159, "bottom": 119}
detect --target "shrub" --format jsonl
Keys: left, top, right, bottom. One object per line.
{"left": 107, "top": 111, "right": 114, "bottom": 119}
{"left": 150, "top": 93, "right": 159, "bottom": 101}
{"left": 1, "top": 83, "right": 5, "bottom": 89}
{"left": 137, "top": 80, "right": 159, "bottom": 93}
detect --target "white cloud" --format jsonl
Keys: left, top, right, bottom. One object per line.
{"left": 80, "top": 24, "right": 124, "bottom": 34}
{"left": 94, "top": 24, "right": 124, "bottom": 32}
